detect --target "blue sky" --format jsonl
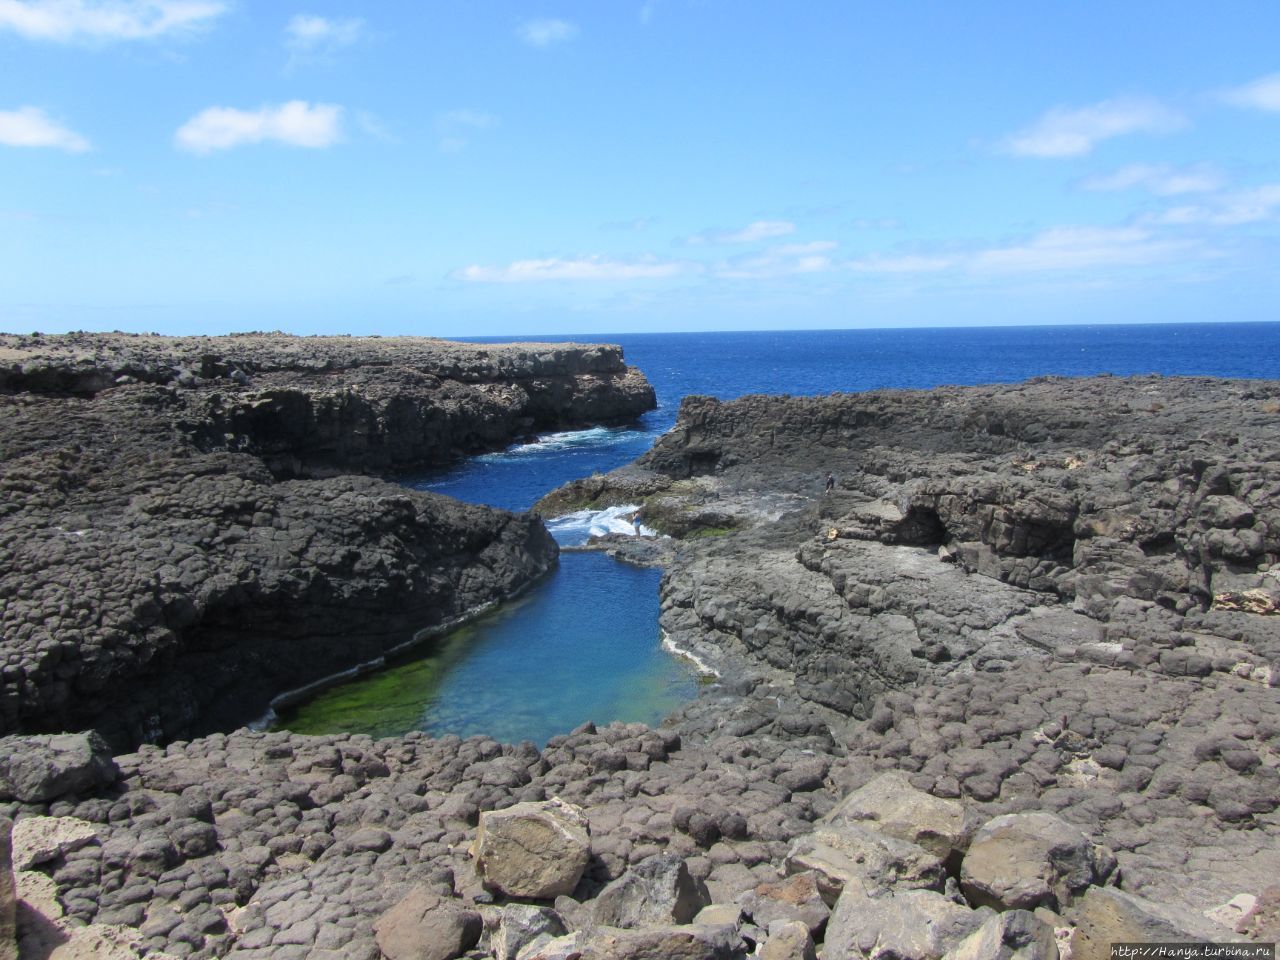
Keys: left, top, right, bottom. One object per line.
{"left": 2, "top": 1, "right": 1279, "bottom": 336}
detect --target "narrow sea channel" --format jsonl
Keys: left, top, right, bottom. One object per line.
{"left": 270, "top": 323, "right": 1280, "bottom": 745}
{"left": 270, "top": 425, "right": 699, "bottom": 746}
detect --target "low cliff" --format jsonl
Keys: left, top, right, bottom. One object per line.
{"left": 0, "top": 332, "right": 656, "bottom": 476}
{"left": 0, "top": 332, "right": 656, "bottom": 747}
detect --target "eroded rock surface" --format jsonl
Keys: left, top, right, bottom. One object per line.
{"left": 1, "top": 333, "right": 655, "bottom": 747}
{"left": 4, "top": 372, "right": 1279, "bottom": 959}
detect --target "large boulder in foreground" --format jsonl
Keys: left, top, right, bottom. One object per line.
{"left": 372, "top": 885, "right": 482, "bottom": 960}
{"left": 826, "top": 772, "right": 971, "bottom": 863}
{"left": 960, "top": 812, "right": 1116, "bottom": 912}
{"left": 942, "top": 910, "right": 1059, "bottom": 960}
{"left": 785, "top": 821, "right": 945, "bottom": 905}
{"left": 0, "top": 732, "right": 118, "bottom": 802}
{"left": 471, "top": 798, "right": 591, "bottom": 899}
{"left": 1064, "top": 887, "right": 1233, "bottom": 960}
{"left": 590, "top": 853, "right": 711, "bottom": 929}
{"left": 823, "top": 883, "right": 992, "bottom": 960}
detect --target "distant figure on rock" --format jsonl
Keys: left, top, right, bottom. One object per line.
{"left": 825, "top": 472, "right": 835, "bottom": 493}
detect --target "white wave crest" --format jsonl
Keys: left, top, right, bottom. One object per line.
{"left": 661, "top": 631, "right": 720, "bottom": 677}
{"left": 481, "top": 425, "right": 647, "bottom": 461}
{"left": 546, "top": 503, "right": 657, "bottom": 545}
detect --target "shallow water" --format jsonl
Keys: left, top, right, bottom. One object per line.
{"left": 272, "top": 322, "right": 1280, "bottom": 745}
{"left": 272, "top": 550, "right": 696, "bottom": 745}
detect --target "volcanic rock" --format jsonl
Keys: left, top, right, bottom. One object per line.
{"left": 472, "top": 798, "right": 592, "bottom": 899}
{"left": 942, "top": 910, "right": 1060, "bottom": 960}
{"left": 960, "top": 812, "right": 1116, "bottom": 912}
{"left": 590, "top": 853, "right": 711, "bottom": 929}
{"left": 0, "top": 733, "right": 118, "bottom": 802}
{"left": 373, "top": 885, "right": 482, "bottom": 960}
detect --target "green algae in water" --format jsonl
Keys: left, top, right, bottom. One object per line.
{"left": 272, "top": 553, "right": 698, "bottom": 746}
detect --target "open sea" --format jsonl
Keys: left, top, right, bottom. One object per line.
{"left": 272, "top": 322, "right": 1280, "bottom": 744}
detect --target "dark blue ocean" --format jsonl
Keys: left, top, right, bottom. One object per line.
{"left": 274, "top": 322, "right": 1280, "bottom": 744}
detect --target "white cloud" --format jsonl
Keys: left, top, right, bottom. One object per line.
{"left": 0, "top": 106, "right": 90, "bottom": 151}
{"left": 1221, "top": 73, "right": 1280, "bottom": 113}
{"left": 459, "top": 255, "right": 689, "bottom": 283}
{"left": 715, "top": 241, "right": 836, "bottom": 279}
{"left": 285, "top": 14, "right": 363, "bottom": 53}
{"left": 1079, "top": 163, "right": 1224, "bottom": 196}
{"left": 850, "top": 253, "right": 957, "bottom": 274}
{"left": 847, "top": 226, "right": 1192, "bottom": 276}
{"left": 1004, "top": 97, "right": 1186, "bottom": 158}
{"left": 971, "top": 226, "right": 1187, "bottom": 272}
{"left": 175, "top": 101, "right": 343, "bottom": 153}
{"left": 687, "top": 220, "right": 796, "bottom": 245}
{"left": 0, "top": 0, "right": 226, "bottom": 42}
{"left": 518, "top": 18, "right": 577, "bottom": 47}
{"left": 1150, "top": 184, "right": 1280, "bottom": 226}
{"left": 437, "top": 109, "right": 496, "bottom": 152}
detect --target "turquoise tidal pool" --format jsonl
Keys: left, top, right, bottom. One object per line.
{"left": 271, "top": 550, "right": 699, "bottom": 745}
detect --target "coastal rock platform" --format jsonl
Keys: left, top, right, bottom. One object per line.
{"left": 3, "top": 369, "right": 1279, "bottom": 959}
{"left": 0, "top": 333, "right": 655, "bottom": 748}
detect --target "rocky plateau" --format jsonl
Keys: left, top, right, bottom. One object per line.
{"left": 2, "top": 353, "right": 1279, "bottom": 960}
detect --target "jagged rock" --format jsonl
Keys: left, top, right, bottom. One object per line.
{"left": 0, "top": 332, "right": 653, "bottom": 747}
{"left": 590, "top": 853, "right": 711, "bottom": 928}
{"left": 0, "top": 733, "right": 118, "bottom": 802}
{"left": 1236, "top": 886, "right": 1280, "bottom": 941}
{"left": 472, "top": 798, "right": 592, "bottom": 899}
{"left": 741, "top": 871, "right": 831, "bottom": 938}
{"left": 1065, "top": 887, "right": 1230, "bottom": 960}
{"left": 785, "top": 821, "right": 946, "bottom": 905}
{"left": 943, "top": 910, "right": 1060, "bottom": 960}
{"left": 518, "top": 931, "right": 582, "bottom": 960}
{"left": 10, "top": 817, "right": 98, "bottom": 870}
{"left": 760, "top": 919, "right": 817, "bottom": 960}
{"left": 960, "top": 812, "right": 1116, "bottom": 911}
{"left": 1, "top": 818, "right": 14, "bottom": 960}
{"left": 822, "top": 882, "right": 993, "bottom": 960}
{"left": 825, "top": 772, "right": 971, "bottom": 862}
{"left": 494, "top": 904, "right": 567, "bottom": 960}
{"left": 372, "top": 885, "right": 482, "bottom": 960}
{"left": 576, "top": 922, "right": 741, "bottom": 960}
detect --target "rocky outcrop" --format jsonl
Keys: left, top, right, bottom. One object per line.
{"left": 537, "top": 374, "right": 1280, "bottom": 922}
{"left": 0, "top": 333, "right": 655, "bottom": 747}
{"left": 4, "top": 371, "right": 1278, "bottom": 958}
{"left": 471, "top": 799, "right": 592, "bottom": 899}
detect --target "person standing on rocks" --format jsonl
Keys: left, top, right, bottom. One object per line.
{"left": 825, "top": 472, "right": 835, "bottom": 493}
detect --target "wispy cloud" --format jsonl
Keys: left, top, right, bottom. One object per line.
{"left": 459, "top": 255, "right": 689, "bottom": 283}
{"left": 518, "top": 18, "right": 577, "bottom": 47}
{"left": 437, "top": 109, "right": 496, "bottom": 152}
{"left": 1003, "top": 97, "right": 1186, "bottom": 158}
{"left": 849, "top": 226, "right": 1194, "bottom": 276}
{"left": 715, "top": 241, "right": 836, "bottom": 279}
{"left": 175, "top": 101, "right": 343, "bottom": 153}
{"left": 1149, "top": 185, "right": 1280, "bottom": 226}
{"left": 686, "top": 220, "right": 796, "bottom": 245}
{"left": 285, "top": 13, "right": 364, "bottom": 57}
{"left": 1220, "top": 73, "right": 1280, "bottom": 113}
{"left": 0, "top": 0, "right": 226, "bottom": 42}
{"left": 850, "top": 253, "right": 956, "bottom": 274}
{"left": 971, "top": 226, "right": 1189, "bottom": 272}
{"left": 1078, "top": 163, "right": 1224, "bottom": 196}
{"left": 0, "top": 106, "right": 90, "bottom": 151}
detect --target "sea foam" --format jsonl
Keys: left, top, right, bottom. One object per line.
{"left": 546, "top": 503, "right": 657, "bottom": 546}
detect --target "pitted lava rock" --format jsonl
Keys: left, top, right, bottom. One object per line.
{"left": 0, "top": 333, "right": 656, "bottom": 747}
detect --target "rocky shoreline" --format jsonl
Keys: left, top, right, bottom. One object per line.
{"left": 0, "top": 332, "right": 655, "bottom": 748}
{"left": 2, "top": 368, "right": 1279, "bottom": 959}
